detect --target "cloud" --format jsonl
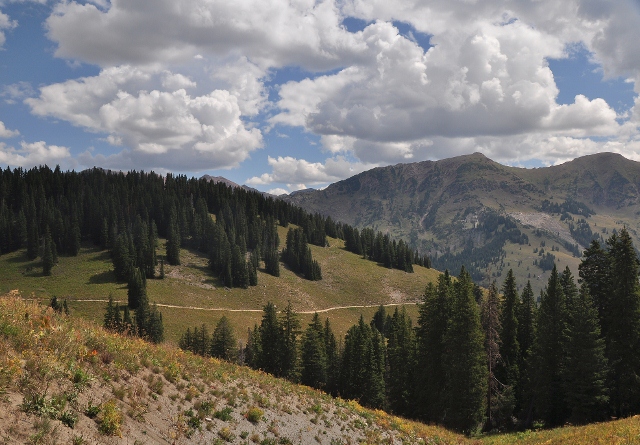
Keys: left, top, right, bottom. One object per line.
{"left": 0, "top": 140, "right": 71, "bottom": 168}
{"left": 273, "top": 19, "right": 621, "bottom": 146}
{"left": 0, "top": 121, "right": 19, "bottom": 138}
{"left": 45, "top": 0, "right": 364, "bottom": 71}
{"left": 2, "top": 82, "right": 35, "bottom": 104}
{"left": 246, "top": 155, "right": 374, "bottom": 188}
{"left": 0, "top": 10, "right": 17, "bottom": 47}
{"left": 26, "top": 66, "right": 263, "bottom": 171}
{"left": 267, "top": 187, "right": 289, "bottom": 196}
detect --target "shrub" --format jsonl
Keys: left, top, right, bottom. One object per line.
{"left": 245, "top": 406, "right": 264, "bottom": 423}
{"left": 214, "top": 406, "right": 233, "bottom": 421}
{"left": 59, "top": 410, "right": 78, "bottom": 428}
{"left": 98, "top": 400, "right": 122, "bottom": 436}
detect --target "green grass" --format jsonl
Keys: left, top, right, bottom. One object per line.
{"left": 0, "top": 228, "right": 436, "bottom": 343}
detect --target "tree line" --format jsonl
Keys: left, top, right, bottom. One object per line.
{"left": 176, "top": 227, "right": 640, "bottom": 435}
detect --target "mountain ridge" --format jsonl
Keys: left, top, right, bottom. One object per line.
{"left": 281, "top": 152, "right": 640, "bottom": 291}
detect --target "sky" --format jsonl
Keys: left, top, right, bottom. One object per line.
{"left": 1, "top": 0, "right": 640, "bottom": 195}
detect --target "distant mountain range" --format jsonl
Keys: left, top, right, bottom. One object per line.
{"left": 280, "top": 152, "right": 640, "bottom": 292}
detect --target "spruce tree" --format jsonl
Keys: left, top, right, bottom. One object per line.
{"left": 517, "top": 280, "right": 536, "bottom": 423}
{"left": 416, "top": 271, "right": 453, "bottom": 422}
{"left": 258, "top": 302, "right": 281, "bottom": 375}
{"left": 533, "top": 265, "right": 569, "bottom": 426}
{"left": 279, "top": 301, "right": 301, "bottom": 381}
{"left": 563, "top": 284, "right": 609, "bottom": 424}
{"left": 481, "top": 281, "right": 503, "bottom": 430}
{"left": 166, "top": 214, "right": 181, "bottom": 266}
{"left": 42, "top": 228, "right": 54, "bottom": 276}
{"left": 497, "top": 270, "right": 520, "bottom": 426}
{"left": 127, "top": 267, "right": 146, "bottom": 309}
{"left": 301, "top": 313, "right": 327, "bottom": 389}
{"left": 231, "top": 245, "right": 249, "bottom": 288}
{"left": 211, "top": 316, "right": 237, "bottom": 362}
{"left": 443, "top": 267, "right": 488, "bottom": 434}
{"left": 605, "top": 228, "right": 640, "bottom": 416}
{"left": 386, "top": 306, "right": 416, "bottom": 417}
{"left": 578, "top": 239, "right": 610, "bottom": 335}
{"left": 324, "top": 318, "right": 339, "bottom": 396}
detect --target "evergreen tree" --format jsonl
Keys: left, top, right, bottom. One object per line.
{"left": 122, "top": 305, "right": 133, "bottom": 333}
{"left": 481, "top": 281, "right": 503, "bottom": 430}
{"left": 104, "top": 294, "right": 122, "bottom": 331}
{"left": 517, "top": 280, "right": 536, "bottom": 423}
{"left": 301, "top": 313, "right": 327, "bottom": 389}
{"left": 264, "top": 248, "right": 280, "bottom": 277}
{"left": 386, "top": 306, "right": 416, "bottom": 417}
{"left": 231, "top": 245, "right": 249, "bottom": 288}
{"left": 605, "top": 228, "right": 640, "bottom": 416}
{"left": 211, "top": 316, "right": 237, "bottom": 362}
{"left": 533, "top": 265, "right": 569, "bottom": 426}
{"left": 339, "top": 316, "right": 385, "bottom": 409}
{"left": 563, "top": 284, "right": 609, "bottom": 424}
{"left": 443, "top": 267, "right": 488, "bottom": 434}
{"left": 42, "top": 228, "right": 54, "bottom": 276}
{"left": 127, "top": 267, "right": 146, "bottom": 310}
{"left": 279, "top": 301, "right": 301, "bottom": 381}
{"left": 166, "top": 214, "right": 181, "bottom": 266}
{"left": 416, "top": 271, "right": 453, "bottom": 422}
{"left": 324, "top": 318, "right": 339, "bottom": 396}
{"left": 497, "top": 270, "right": 520, "bottom": 427}
{"left": 258, "top": 302, "right": 281, "bottom": 375}
{"left": 146, "top": 302, "right": 164, "bottom": 343}
{"left": 578, "top": 239, "right": 610, "bottom": 335}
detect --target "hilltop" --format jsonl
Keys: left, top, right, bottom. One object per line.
{"left": 283, "top": 152, "right": 640, "bottom": 292}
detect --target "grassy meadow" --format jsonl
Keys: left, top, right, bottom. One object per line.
{"left": 0, "top": 225, "right": 435, "bottom": 343}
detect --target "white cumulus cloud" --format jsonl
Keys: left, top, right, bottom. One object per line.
{"left": 0, "top": 141, "right": 71, "bottom": 168}
{"left": 0, "top": 121, "right": 19, "bottom": 138}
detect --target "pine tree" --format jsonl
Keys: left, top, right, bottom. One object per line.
{"left": 517, "top": 280, "right": 536, "bottom": 423}
{"left": 104, "top": 294, "right": 121, "bottom": 331}
{"left": 563, "top": 284, "right": 609, "bottom": 424}
{"left": 127, "top": 267, "right": 146, "bottom": 310}
{"left": 166, "top": 214, "right": 181, "bottom": 266}
{"left": 42, "top": 228, "right": 54, "bottom": 276}
{"left": 146, "top": 302, "right": 164, "bottom": 343}
{"left": 324, "top": 318, "right": 339, "bottom": 396}
{"left": 258, "top": 302, "right": 281, "bottom": 375}
{"left": 231, "top": 245, "right": 249, "bottom": 288}
{"left": 416, "top": 271, "right": 453, "bottom": 422}
{"left": 386, "top": 306, "right": 416, "bottom": 417}
{"left": 605, "top": 228, "right": 640, "bottom": 416}
{"left": 301, "top": 313, "right": 327, "bottom": 389}
{"left": 578, "top": 239, "right": 610, "bottom": 335}
{"left": 443, "top": 267, "right": 488, "bottom": 434}
{"left": 279, "top": 301, "right": 301, "bottom": 381}
{"left": 497, "top": 270, "right": 520, "bottom": 427}
{"left": 533, "top": 265, "right": 569, "bottom": 426}
{"left": 481, "top": 281, "right": 503, "bottom": 430}
{"left": 211, "top": 316, "right": 237, "bottom": 362}
{"left": 264, "top": 248, "right": 280, "bottom": 277}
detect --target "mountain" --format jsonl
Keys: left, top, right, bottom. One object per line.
{"left": 283, "top": 152, "right": 640, "bottom": 292}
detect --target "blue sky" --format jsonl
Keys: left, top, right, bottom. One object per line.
{"left": 1, "top": 0, "right": 639, "bottom": 194}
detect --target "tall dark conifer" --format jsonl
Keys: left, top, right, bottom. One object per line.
{"left": 416, "top": 271, "right": 453, "bottom": 422}
{"left": 533, "top": 265, "right": 569, "bottom": 426}
{"left": 443, "top": 267, "right": 487, "bottom": 433}
{"left": 563, "top": 284, "right": 609, "bottom": 424}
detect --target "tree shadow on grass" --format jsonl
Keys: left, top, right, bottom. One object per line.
{"left": 88, "top": 270, "right": 116, "bottom": 285}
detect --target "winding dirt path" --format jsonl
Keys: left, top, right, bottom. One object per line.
{"left": 69, "top": 299, "right": 418, "bottom": 314}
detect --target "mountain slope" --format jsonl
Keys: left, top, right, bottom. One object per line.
{"left": 283, "top": 152, "right": 640, "bottom": 292}
{"left": 2, "top": 292, "right": 640, "bottom": 445}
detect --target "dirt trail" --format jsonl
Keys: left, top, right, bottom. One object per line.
{"left": 69, "top": 299, "right": 418, "bottom": 314}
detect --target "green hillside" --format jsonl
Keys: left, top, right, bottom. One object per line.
{"left": 0, "top": 225, "right": 434, "bottom": 343}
